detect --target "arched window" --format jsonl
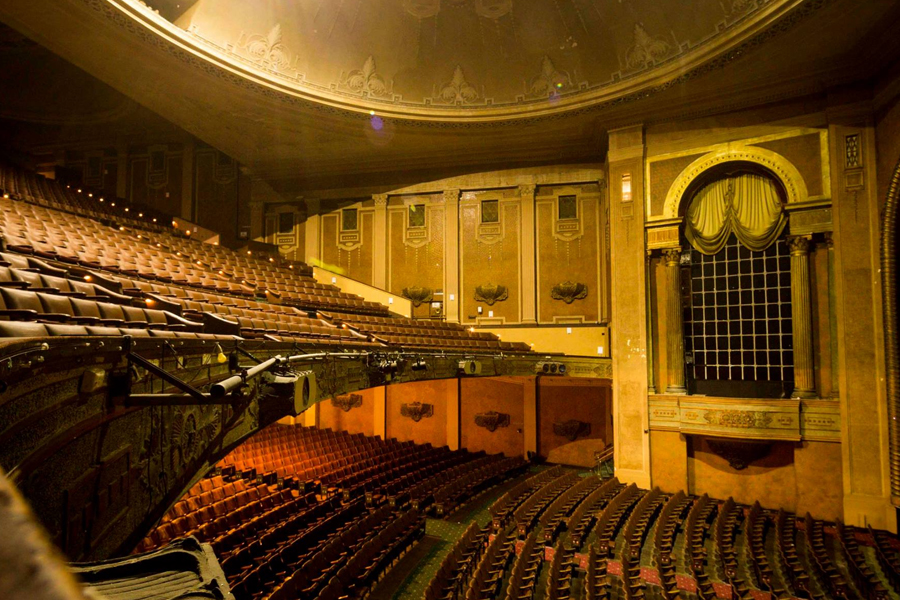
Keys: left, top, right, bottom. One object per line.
{"left": 681, "top": 168, "right": 792, "bottom": 398}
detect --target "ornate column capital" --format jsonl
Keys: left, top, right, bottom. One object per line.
{"left": 787, "top": 235, "right": 811, "bottom": 255}
{"left": 518, "top": 183, "right": 536, "bottom": 198}
{"left": 373, "top": 193, "right": 388, "bottom": 207}
{"left": 443, "top": 188, "right": 460, "bottom": 204}
{"left": 662, "top": 247, "right": 682, "bottom": 266}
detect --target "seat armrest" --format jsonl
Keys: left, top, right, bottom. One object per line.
{"left": 0, "top": 309, "right": 40, "bottom": 320}
{"left": 163, "top": 311, "right": 202, "bottom": 331}
{"left": 0, "top": 281, "right": 29, "bottom": 289}
{"left": 58, "top": 291, "right": 87, "bottom": 298}
{"left": 201, "top": 312, "right": 241, "bottom": 336}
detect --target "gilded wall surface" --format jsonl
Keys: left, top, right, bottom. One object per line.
{"left": 320, "top": 204, "right": 375, "bottom": 286}
{"left": 388, "top": 195, "right": 445, "bottom": 319}
{"left": 460, "top": 189, "right": 521, "bottom": 325}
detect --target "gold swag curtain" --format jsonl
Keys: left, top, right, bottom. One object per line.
{"left": 684, "top": 173, "right": 787, "bottom": 255}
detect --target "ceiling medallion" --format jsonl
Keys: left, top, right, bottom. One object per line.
{"left": 401, "top": 402, "right": 434, "bottom": 422}
{"left": 553, "top": 420, "right": 592, "bottom": 442}
{"left": 331, "top": 393, "right": 363, "bottom": 412}
{"left": 551, "top": 281, "right": 588, "bottom": 304}
{"left": 475, "top": 283, "right": 508, "bottom": 306}
{"left": 438, "top": 66, "right": 479, "bottom": 105}
{"left": 401, "top": 286, "right": 434, "bottom": 307}
{"left": 403, "top": 0, "right": 441, "bottom": 19}
{"left": 475, "top": 411, "right": 510, "bottom": 432}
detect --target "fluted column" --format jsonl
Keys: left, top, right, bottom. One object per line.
{"left": 519, "top": 184, "right": 537, "bottom": 325}
{"left": 788, "top": 236, "right": 817, "bottom": 398}
{"left": 443, "top": 189, "right": 460, "bottom": 323}
{"left": 663, "top": 247, "right": 686, "bottom": 394}
{"left": 646, "top": 249, "right": 656, "bottom": 394}
{"left": 826, "top": 235, "right": 839, "bottom": 399}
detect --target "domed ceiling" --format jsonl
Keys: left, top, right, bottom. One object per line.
{"left": 162, "top": 0, "right": 784, "bottom": 118}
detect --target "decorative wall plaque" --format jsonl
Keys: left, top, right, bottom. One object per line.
{"left": 551, "top": 281, "right": 588, "bottom": 304}
{"left": 553, "top": 420, "right": 592, "bottom": 441}
{"left": 331, "top": 393, "right": 362, "bottom": 412}
{"left": 400, "top": 402, "right": 434, "bottom": 422}
{"left": 475, "top": 283, "right": 508, "bottom": 306}
{"left": 402, "top": 286, "right": 434, "bottom": 307}
{"left": 474, "top": 411, "right": 510, "bottom": 432}
{"left": 705, "top": 439, "right": 773, "bottom": 470}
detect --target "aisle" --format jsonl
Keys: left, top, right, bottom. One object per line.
{"left": 368, "top": 468, "right": 539, "bottom": 599}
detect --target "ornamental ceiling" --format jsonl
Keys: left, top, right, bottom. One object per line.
{"left": 165, "top": 0, "right": 776, "bottom": 114}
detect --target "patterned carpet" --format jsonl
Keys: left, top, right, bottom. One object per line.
{"left": 369, "top": 468, "right": 541, "bottom": 599}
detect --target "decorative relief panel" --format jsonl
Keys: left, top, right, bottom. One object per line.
{"left": 550, "top": 281, "right": 588, "bottom": 304}
{"left": 475, "top": 411, "right": 510, "bottom": 432}
{"left": 401, "top": 402, "right": 434, "bottom": 422}
{"left": 474, "top": 283, "right": 508, "bottom": 306}
{"left": 553, "top": 420, "right": 592, "bottom": 442}
{"left": 401, "top": 286, "right": 434, "bottom": 307}
{"left": 236, "top": 24, "right": 295, "bottom": 71}
{"left": 331, "top": 393, "right": 363, "bottom": 412}
{"left": 337, "top": 56, "right": 391, "bottom": 98}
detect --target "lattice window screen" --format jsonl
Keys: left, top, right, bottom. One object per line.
{"left": 683, "top": 234, "right": 794, "bottom": 387}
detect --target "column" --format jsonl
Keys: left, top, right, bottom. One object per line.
{"left": 788, "top": 235, "right": 817, "bottom": 399}
{"left": 372, "top": 386, "right": 386, "bottom": 440}
{"left": 523, "top": 377, "right": 538, "bottom": 459}
{"left": 443, "top": 189, "right": 461, "bottom": 323}
{"left": 304, "top": 199, "right": 321, "bottom": 268}
{"left": 646, "top": 250, "right": 656, "bottom": 394}
{"left": 663, "top": 247, "right": 686, "bottom": 394}
{"left": 519, "top": 184, "right": 537, "bottom": 324}
{"left": 826, "top": 235, "right": 839, "bottom": 399}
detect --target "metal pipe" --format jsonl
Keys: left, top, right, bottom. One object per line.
{"left": 210, "top": 356, "right": 282, "bottom": 399}
{"left": 881, "top": 155, "right": 900, "bottom": 507}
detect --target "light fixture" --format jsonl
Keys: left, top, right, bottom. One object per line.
{"left": 84, "top": 275, "right": 92, "bottom": 281}
{"left": 621, "top": 174, "right": 632, "bottom": 202}
{"left": 411, "top": 359, "right": 427, "bottom": 371}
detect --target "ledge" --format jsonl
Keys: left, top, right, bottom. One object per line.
{"left": 648, "top": 394, "right": 840, "bottom": 442}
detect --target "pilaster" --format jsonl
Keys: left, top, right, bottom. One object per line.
{"left": 446, "top": 379, "right": 461, "bottom": 451}
{"left": 181, "top": 138, "right": 194, "bottom": 221}
{"left": 519, "top": 184, "right": 537, "bottom": 325}
{"left": 608, "top": 125, "right": 651, "bottom": 489}
{"left": 828, "top": 99, "right": 895, "bottom": 530}
{"left": 372, "top": 386, "right": 386, "bottom": 440}
{"left": 373, "top": 194, "right": 388, "bottom": 289}
{"left": 443, "top": 189, "right": 461, "bottom": 323}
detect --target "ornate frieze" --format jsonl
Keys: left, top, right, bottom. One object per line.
{"left": 437, "top": 66, "right": 479, "bottom": 105}
{"left": 339, "top": 56, "right": 391, "bottom": 98}
{"left": 648, "top": 396, "right": 817, "bottom": 441}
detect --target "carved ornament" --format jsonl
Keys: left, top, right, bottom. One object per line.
{"left": 401, "top": 402, "right": 434, "bottom": 422}
{"left": 625, "top": 24, "right": 674, "bottom": 70}
{"left": 332, "top": 393, "right": 363, "bottom": 412}
{"left": 438, "top": 66, "right": 479, "bottom": 105}
{"left": 527, "top": 56, "right": 571, "bottom": 98}
{"left": 702, "top": 409, "right": 772, "bottom": 429}
{"left": 340, "top": 56, "right": 391, "bottom": 98}
{"left": 402, "top": 286, "right": 434, "bottom": 307}
{"left": 706, "top": 439, "right": 773, "bottom": 470}
{"left": 475, "top": 283, "right": 508, "bottom": 306}
{"left": 474, "top": 411, "right": 510, "bottom": 432}
{"left": 553, "top": 420, "right": 592, "bottom": 442}
{"left": 238, "top": 24, "right": 294, "bottom": 71}
{"left": 551, "top": 281, "right": 588, "bottom": 304}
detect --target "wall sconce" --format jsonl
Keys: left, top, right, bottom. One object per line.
{"left": 621, "top": 174, "right": 632, "bottom": 202}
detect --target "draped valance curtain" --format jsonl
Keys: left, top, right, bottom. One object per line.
{"left": 684, "top": 173, "right": 787, "bottom": 255}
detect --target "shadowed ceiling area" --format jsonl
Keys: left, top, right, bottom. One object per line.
{"left": 163, "top": 0, "right": 773, "bottom": 112}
